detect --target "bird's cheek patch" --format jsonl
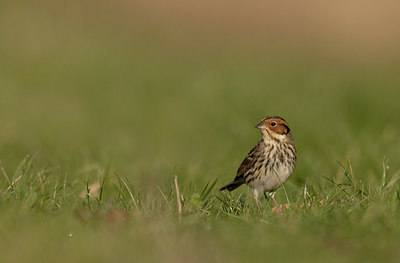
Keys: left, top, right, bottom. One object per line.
{"left": 282, "top": 124, "right": 290, "bottom": 134}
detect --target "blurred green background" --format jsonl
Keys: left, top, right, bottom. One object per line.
{"left": 1, "top": 0, "right": 400, "bottom": 262}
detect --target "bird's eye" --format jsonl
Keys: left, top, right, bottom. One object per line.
{"left": 270, "top": 121, "right": 277, "bottom": 127}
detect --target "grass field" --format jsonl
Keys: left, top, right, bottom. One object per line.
{"left": 1, "top": 1, "right": 400, "bottom": 262}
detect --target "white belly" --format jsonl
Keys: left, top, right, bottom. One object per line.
{"left": 249, "top": 164, "right": 293, "bottom": 193}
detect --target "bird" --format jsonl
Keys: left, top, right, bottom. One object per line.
{"left": 220, "top": 116, "right": 296, "bottom": 214}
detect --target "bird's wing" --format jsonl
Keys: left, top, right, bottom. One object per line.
{"left": 234, "top": 140, "right": 265, "bottom": 181}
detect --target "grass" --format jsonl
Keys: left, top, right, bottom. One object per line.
{"left": 1, "top": 154, "right": 400, "bottom": 263}
{"left": 1, "top": 1, "right": 400, "bottom": 262}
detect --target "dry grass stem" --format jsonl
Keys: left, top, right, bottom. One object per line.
{"left": 174, "top": 176, "right": 182, "bottom": 220}
{"left": 157, "top": 185, "right": 171, "bottom": 209}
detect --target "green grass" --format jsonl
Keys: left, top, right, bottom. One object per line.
{"left": 1, "top": 1, "right": 400, "bottom": 262}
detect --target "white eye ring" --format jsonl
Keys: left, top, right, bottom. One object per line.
{"left": 270, "top": 121, "right": 277, "bottom": 127}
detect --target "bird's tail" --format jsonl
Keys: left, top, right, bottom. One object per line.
{"left": 219, "top": 179, "right": 244, "bottom": 191}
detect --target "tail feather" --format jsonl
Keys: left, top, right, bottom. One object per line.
{"left": 220, "top": 179, "right": 244, "bottom": 191}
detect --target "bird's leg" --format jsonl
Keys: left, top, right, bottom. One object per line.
{"left": 263, "top": 192, "right": 269, "bottom": 200}
{"left": 269, "top": 192, "right": 283, "bottom": 216}
{"left": 253, "top": 189, "right": 261, "bottom": 213}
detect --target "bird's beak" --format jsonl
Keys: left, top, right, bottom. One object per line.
{"left": 255, "top": 122, "right": 266, "bottom": 129}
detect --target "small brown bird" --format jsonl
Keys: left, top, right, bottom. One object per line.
{"left": 220, "top": 116, "right": 296, "bottom": 214}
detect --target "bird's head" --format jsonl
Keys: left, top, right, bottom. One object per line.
{"left": 256, "top": 116, "right": 293, "bottom": 142}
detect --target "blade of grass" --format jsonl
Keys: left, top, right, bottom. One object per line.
{"left": 201, "top": 178, "right": 218, "bottom": 200}
{"left": 116, "top": 172, "right": 138, "bottom": 208}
